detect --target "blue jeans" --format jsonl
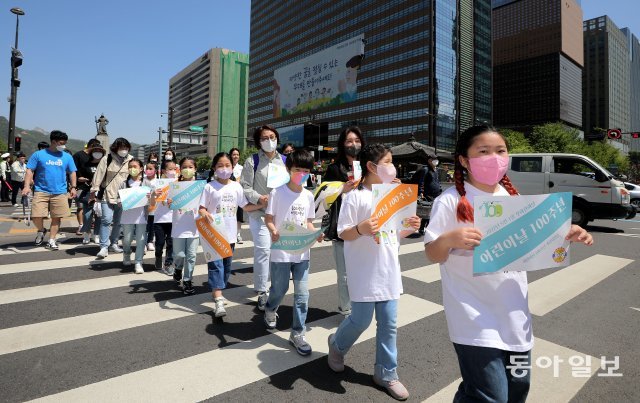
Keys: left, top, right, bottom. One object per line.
{"left": 207, "top": 244, "right": 236, "bottom": 290}
{"left": 249, "top": 215, "right": 271, "bottom": 292}
{"left": 332, "top": 241, "right": 350, "bottom": 312}
{"left": 332, "top": 300, "right": 399, "bottom": 381}
{"left": 99, "top": 201, "right": 122, "bottom": 249}
{"left": 265, "top": 260, "right": 309, "bottom": 335}
{"left": 122, "top": 223, "right": 147, "bottom": 263}
{"left": 173, "top": 237, "right": 199, "bottom": 281}
{"left": 78, "top": 190, "right": 101, "bottom": 235}
{"left": 453, "top": 343, "right": 531, "bottom": 403}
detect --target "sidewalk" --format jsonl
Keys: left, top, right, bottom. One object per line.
{"left": 0, "top": 201, "right": 81, "bottom": 238}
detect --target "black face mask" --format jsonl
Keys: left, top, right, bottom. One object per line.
{"left": 345, "top": 145, "right": 361, "bottom": 158}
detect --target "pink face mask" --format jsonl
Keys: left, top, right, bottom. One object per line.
{"left": 290, "top": 172, "right": 310, "bottom": 186}
{"left": 215, "top": 167, "right": 233, "bottom": 180}
{"left": 145, "top": 169, "right": 155, "bottom": 177}
{"left": 373, "top": 163, "right": 396, "bottom": 184}
{"left": 467, "top": 155, "right": 509, "bottom": 185}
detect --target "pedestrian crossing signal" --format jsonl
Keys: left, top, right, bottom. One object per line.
{"left": 14, "top": 136, "right": 21, "bottom": 152}
{"left": 632, "top": 132, "right": 639, "bottom": 139}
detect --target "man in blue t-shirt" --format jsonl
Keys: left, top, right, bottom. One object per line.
{"left": 23, "top": 130, "right": 78, "bottom": 249}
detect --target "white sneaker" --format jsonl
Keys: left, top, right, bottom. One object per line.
{"left": 289, "top": 333, "right": 312, "bottom": 356}
{"left": 146, "top": 242, "right": 155, "bottom": 251}
{"left": 109, "top": 244, "right": 123, "bottom": 253}
{"left": 257, "top": 292, "right": 268, "bottom": 311}
{"left": 96, "top": 247, "right": 109, "bottom": 259}
{"left": 214, "top": 298, "right": 227, "bottom": 318}
{"left": 82, "top": 232, "right": 91, "bottom": 245}
{"left": 236, "top": 233, "right": 243, "bottom": 244}
{"left": 93, "top": 235, "right": 100, "bottom": 244}
{"left": 134, "top": 263, "right": 144, "bottom": 274}
{"left": 264, "top": 309, "right": 278, "bottom": 329}
{"left": 123, "top": 253, "right": 133, "bottom": 266}
{"left": 46, "top": 239, "right": 59, "bottom": 250}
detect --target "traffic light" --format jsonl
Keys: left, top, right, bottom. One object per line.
{"left": 632, "top": 132, "right": 640, "bottom": 139}
{"left": 14, "top": 136, "right": 21, "bottom": 152}
{"left": 11, "top": 49, "right": 22, "bottom": 88}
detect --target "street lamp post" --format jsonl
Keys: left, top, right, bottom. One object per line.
{"left": 7, "top": 7, "right": 25, "bottom": 154}
{"left": 308, "top": 121, "right": 320, "bottom": 162}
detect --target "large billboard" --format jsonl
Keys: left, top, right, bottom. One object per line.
{"left": 273, "top": 34, "right": 365, "bottom": 117}
{"left": 278, "top": 124, "right": 305, "bottom": 147}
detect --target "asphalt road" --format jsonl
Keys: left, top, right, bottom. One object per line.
{"left": 0, "top": 201, "right": 638, "bottom": 402}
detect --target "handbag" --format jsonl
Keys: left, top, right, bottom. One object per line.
{"left": 322, "top": 198, "right": 341, "bottom": 241}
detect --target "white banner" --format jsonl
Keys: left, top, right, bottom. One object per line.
{"left": 273, "top": 34, "right": 365, "bottom": 117}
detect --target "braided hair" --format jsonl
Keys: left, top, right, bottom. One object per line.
{"left": 454, "top": 125, "right": 519, "bottom": 223}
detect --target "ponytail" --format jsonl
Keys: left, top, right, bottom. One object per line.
{"left": 454, "top": 160, "right": 474, "bottom": 223}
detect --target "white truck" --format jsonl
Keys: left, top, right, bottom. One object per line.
{"left": 508, "top": 153, "right": 636, "bottom": 226}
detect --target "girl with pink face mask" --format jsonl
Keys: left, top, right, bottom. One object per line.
{"left": 423, "top": 126, "right": 593, "bottom": 402}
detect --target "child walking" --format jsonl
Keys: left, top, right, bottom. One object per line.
{"left": 327, "top": 144, "right": 419, "bottom": 401}
{"left": 153, "top": 160, "right": 177, "bottom": 275}
{"left": 144, "top": 162, "right": 158, "bottom": 252}
{"left": 170, "top": 157, "right": 201, "bottom": 295}
{"left": 120, "top": 158, "right": 151, "bottom": 274}
{"left": 424, "top": 125, "right": 593, "bottom": 402}
{"left": 199, "top": 152, "right": 263, "bottom": 317}
{"left": 263, "top": 149, "right": 323, "bottom": 356}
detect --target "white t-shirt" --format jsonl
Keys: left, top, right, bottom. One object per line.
{"left": 171, "top": 207, "right": 198, "bottom": 238}
{"left": 199, "top": 180, "right": 248, "bottom": 243}
{"left": 337, "top": 187, "right": 403, "bottom": 302}
{"left": 423, "top": 182, "right": 533, "bottom": 352}
{"left": 120, "top": 180, "right": 148, "bottom": 225}
{"left": 265, "top": 185, "right": 315, "bottom": 263}
{"left": 233, "top": 164, "right": 243, "bottom": 180}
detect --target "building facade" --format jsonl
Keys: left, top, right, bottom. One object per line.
{"left": 622, "top": 28, "right": 640, "bottom": 152}
{"left": 492, "top": 0, "right": 583, "bottom": 131}
{"left": 583, "top": 16, "right": 631, "bottom": 152}
{"left": 248, "top": 0, "right": 492, "bottom": 154}
{"left": 168, "top": 48, "right": 249, "bottom": 157}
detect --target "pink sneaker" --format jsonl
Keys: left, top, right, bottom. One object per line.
{"left": 373, "top": 374, "right": 409, "bottom": 401}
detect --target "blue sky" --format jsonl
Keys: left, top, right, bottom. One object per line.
{"left": 0, "top": 1, "right": 638, "bottom": 145}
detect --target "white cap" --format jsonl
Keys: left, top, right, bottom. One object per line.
{"left": 1, "top": 153, "right": 10, "bottom": 159}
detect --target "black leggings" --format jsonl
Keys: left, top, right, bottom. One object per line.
{"left": 153, "top": 222, "right": 173, "bottom": 263}
{"left": 146, "top": 215, "right": 155, "bottom": 243}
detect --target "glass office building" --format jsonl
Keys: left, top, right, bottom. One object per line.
{"left": 248, "top": 0, "right": 492, "bottom": 153}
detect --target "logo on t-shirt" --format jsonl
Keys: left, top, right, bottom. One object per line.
{"left": 45, "top": 159, "right": 63, "bottom": 167}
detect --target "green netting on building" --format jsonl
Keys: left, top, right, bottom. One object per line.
{"left": 218, "top": 50, "right": 250, "bottom": 153}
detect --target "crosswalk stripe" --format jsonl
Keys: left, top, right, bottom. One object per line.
{"left": 0, "top": 268, "right": 336, "bottom": 355}
{"left": 29, "top": 294, "right": 443, "bottom": 402}
{"left": 423, "top": 338, "right": 600, "bottom": 402}
{"left": 402, "top": 264, "right": 440, "bottom": 283}
{"left": 528, "top": 254, "right": 633, "bottom": 316}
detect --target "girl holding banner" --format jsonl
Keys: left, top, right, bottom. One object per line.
{"left": 198, "top": 152, "right": 263, "bottom": 318}
{"left": 168, "top": 157, "right": 204, "bottom": 295}
{"left": 424, "top": 126, "right": 593, "bottom": 403}
{"left": 152, "top": 161, "right": 177, "bottom": 274}
{"left": 119, "top": 159, "right": 152, "bottom": 274}
{"left": 328, "top": 144, "right": 420, "bottom": 401}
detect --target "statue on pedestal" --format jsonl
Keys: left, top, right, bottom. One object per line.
{"left": 95, "top": 114, "right": 110, "bottom": 150}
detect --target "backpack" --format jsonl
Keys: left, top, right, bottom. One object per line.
{"left": 252, "top": 153, "right": 286, "bottom": 173}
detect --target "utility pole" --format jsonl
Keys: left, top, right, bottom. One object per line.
{"left": 158, "top": 126, "right": 163, "bottom": 158}
{"left": 168, "top": 107, "right": 174, "bottom": 148}
{"left": 7, "top": 7, "right": 25, "bottom": 154}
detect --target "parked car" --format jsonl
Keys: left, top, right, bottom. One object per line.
{"left": 624, "top": 182, "right": 640, "bottom": 208}
{"left": 508, "top": 153, "right": 636, "bottom": 226}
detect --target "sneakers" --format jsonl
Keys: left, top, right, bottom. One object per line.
{"left": 35, "top": 229, "right": 47, "bottom": 246}
{"left": 173, "top": 268, "right": 183, "bottom": 284}
{"left": 373, "top": 374, "right": 410, "bottom": 401}
{"left": 162, "top": 261, "right": 175, "bottom": 276}
{"left": 338, "top": 307, "right": 352, "bottom": 316}
{"left": 134, "top": 263, "right": 144, "bottom": 274}
{"left": 146, "top": 242, "right": 155, "bottom": 251}
{"left": 213, "top": 297, "right": 226, "bottom": 318}
{"left": 96, "top": 247, "right": 109, "bottom": 259}
{"left": 264, "top": 309, "right": 278, "bottom": 329}
{"left": 46, "top": 239, "right": 59, "bottom": 250}
{"left": 327, "top": 334, "right": 345, "bottom": 372}
{"left": 236, "top": 233, "right": 243, "bottom": 244}
{"left": 109, "top": 244, "right": 123, "bottom": 253}
{"left": 93, "top": 235, "right": 100, "bottom": 244}
{"left": 123, "top": 253, "right": 133, "bottom": 266}
{"left": 257, "top": 291, "right": 268, "bottom": 311}
{"left": 289, "top": 333, "right": 312, "bottom": 356}
{"left": 182, "top": 280, "right": 195, "bottom": 295}
{"left": 76, "top": 225, "right": 83, "bottom": 236}
{"left": 82, "top": 232, "right": 91, "bottom": 245}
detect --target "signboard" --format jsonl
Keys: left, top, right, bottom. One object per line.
{"left": 118, "top": 186, "right": 151, "bottom": 211}
{"left": 278, "top": 124, "right": 305, "bottom": 147}
{"left": 473, "top": 193, "right": 572, "bottom": 274}
{"left": 273, "top": 34, "right": 365, "bottom": 117}
{"left": 266, "top": 163, "right": 290, "bottom": 189}
{"left": 196, "top": 215, "right": 233, "bottom": 261}
{"left": 271, "top": 221, "right": 324, "bottom": 255}
{"left": 168, "top": 180, "right": 207, "bottom": 210}
{"left": 371, "top": 184, "right": 418, "bottom": 232}
{"left": 189, "top": 126, "right": 204, "bottom": 133}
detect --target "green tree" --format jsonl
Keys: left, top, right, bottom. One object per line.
{"left": 239, "top": 147, "right": 259, "bottom": 165}
{"left": 0, "top": 137, "right": 6, "bottom": 152}
{"left": 628, "top": 151, "right": 640, "bottom": 182}
{"left": 501, "top": 129, "right": 534, "bottom": 153}
{"left": 528, "top": 123, "right": 583, "bottom": 154}
{"left": 581, "top": 141, "right": 629, "bottom": 174}
{"left": 195, "top": 156, "right": 212, "bottom": 172}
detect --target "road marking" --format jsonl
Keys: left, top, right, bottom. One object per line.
{"left": 423, "top": 338, "right": 600, "bottom": 402}
{"left": 529, "top": 254, "right": 633, "bottom": 316}
{"left": 29, "top": 294, "right": 442, "bottom": 402}
{"left": 402, "top": 264, "right": 441, "bottom": 283}
{"left": 631, "top": 307, "right": 640, "bottom": 312}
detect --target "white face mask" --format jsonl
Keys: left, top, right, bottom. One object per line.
{"left": 92, "top": 152, "right": 104, "bottom": 160}
{"left": 432, "top": 159, "right": 439, "bottom": 167}
{"left": 117, "top": 149, "right": 129, "bottom": 158}
{"left": 56, "top": 143, "right": 66, "bottom": 152}
{"left": 261, "top": 139, "right": 277, "bottom": 153}
{"left": 165, "top": 155, "right": 173, "bottom": 161}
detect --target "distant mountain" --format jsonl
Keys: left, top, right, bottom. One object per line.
{"left": 0, "top": 117, "right": 138, "bottom": 157}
